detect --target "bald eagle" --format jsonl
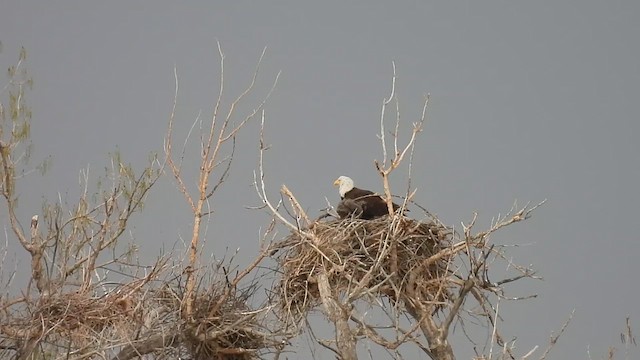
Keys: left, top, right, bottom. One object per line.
{"left": 333, "top": 176, "right": 403, "bottom": 220}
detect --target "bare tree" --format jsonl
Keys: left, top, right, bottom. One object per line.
{"left": 3, "top": 45, "right": 627, "bottom": 360}
{"left": 0, "top": 47, "right": 166, "bottom": 360}
{"left": 261, "top": 64, "right": 550, "bottom": 360}
{"left": 0, "top": 45, "right": 290, "bottom": 360}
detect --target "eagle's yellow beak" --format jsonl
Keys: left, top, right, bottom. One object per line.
{"left": 333, "top": 178, "right": 341, "bottom": 186}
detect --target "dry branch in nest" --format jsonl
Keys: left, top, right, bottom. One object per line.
{"left": 1, "top": 290, "right": 141, "bottom": 352}
{"left": 106, "top": 282, "right": 286, "bottom": 360}
{"left": 276, "top": 215, "right": 455, "bottom": 320}
{"left": 180, "top": 289, "right": 279, "bottom": 360}
{"left": 1, "top": 283, "right": 284, "bottom": 360}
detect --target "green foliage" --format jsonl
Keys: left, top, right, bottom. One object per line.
{"left": 0, "top": 47, "right": 33, "bottom": 202}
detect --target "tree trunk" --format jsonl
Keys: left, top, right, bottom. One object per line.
{"left": 317, "top": 272, "right": 358, "bottom": 360}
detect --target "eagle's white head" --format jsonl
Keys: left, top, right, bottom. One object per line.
{"left": 333, "top": 176, "right": 354, "bottom": 198}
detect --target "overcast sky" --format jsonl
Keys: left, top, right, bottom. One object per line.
{"left": 1, "top": 1, "right": 639, "bottom": 358}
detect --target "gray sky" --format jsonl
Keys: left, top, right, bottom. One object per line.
{"left": 1, "top": 1, "right": 639, "bottom": 358}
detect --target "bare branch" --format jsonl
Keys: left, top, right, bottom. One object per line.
{"left": 379, "top": 61, "right": 396, "bottom": 167}
{"left": 539, "top": 309, "right": 574, "bottom": 360}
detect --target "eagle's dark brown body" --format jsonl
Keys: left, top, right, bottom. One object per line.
{"left": 335, "top": 178, "right": 402, "bottom": 220}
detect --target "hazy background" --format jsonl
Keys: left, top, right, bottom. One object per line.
{"left": 1, "top": 1, "right": 639, "bottom": 358}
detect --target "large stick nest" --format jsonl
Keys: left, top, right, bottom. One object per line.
{"left": 277, "top": 215, "right": 455, "bottom": 319}
{"left": 1, "top": 284, "right": 280, "bottom": 360}
{"left": 0, "top": 290, "right": 141, "bottom": 349}
{"left": 180, "top": 289, "right": 278, "bottom": 360}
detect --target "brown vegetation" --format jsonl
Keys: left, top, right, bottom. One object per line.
{"left": 278, "top": 216, "right": 453, "bottom": 318}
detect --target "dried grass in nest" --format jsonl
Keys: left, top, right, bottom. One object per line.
{"left": 2, "top": 291, "right": 139, "bottom": 347}
{"left": 278, "top": 215, "right": 455, "bottom": 318}
{"left": 182, "top": 291, "right": 273, "bottom": 360}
